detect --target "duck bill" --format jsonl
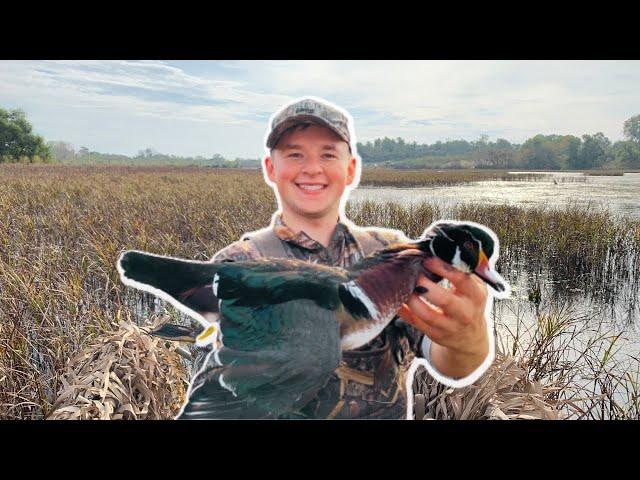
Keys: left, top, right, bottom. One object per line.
{"left": 474, "top": 251, "right": 506, "bottom": 293}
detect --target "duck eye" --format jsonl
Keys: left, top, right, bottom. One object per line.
{"left": 463, "top": 241, "right": 475, "bottom": 251}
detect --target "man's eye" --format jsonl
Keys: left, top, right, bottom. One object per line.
{"left": 322, "top": 154, "right": 336, "bottom": 159}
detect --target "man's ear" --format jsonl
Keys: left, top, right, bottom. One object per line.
{"left": 265, "top": 155, "right": 276, "bottom": 182}
{"left": 346, "top": 156, "right": 357, "bottom": 186}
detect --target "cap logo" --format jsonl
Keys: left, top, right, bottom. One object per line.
{"left": 294, "top": 107, "right": 315, "bottom": 114}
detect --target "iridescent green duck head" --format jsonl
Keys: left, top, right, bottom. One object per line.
{"left": 411, "top": 220, "right": 509, "bottom": 296}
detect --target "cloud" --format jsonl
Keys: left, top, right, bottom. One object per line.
{"left": 0, "top": 60, "right": 639, "bottom": 157}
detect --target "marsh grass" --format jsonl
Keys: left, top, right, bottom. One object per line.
{"left": 1, "top": 164, "right": 639, "bottom": 419}
{"left": 494, "top": 301, "right": 640, "bottom": 419}
{"left": 347, "top": 200, "right": 640, "bottom": 310}
{"left": 412, "top": 303, "right": 640, "bottom": 420}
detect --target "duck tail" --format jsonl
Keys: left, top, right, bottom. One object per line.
{"left": 118, "top": 250, "right": 220, "bottom": 297}
{"left": 117, "top": 250, "right": 222, "bottom": 320}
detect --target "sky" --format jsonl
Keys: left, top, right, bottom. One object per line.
{"left": 1, "top": 60, "right": 639, "bottom": 159}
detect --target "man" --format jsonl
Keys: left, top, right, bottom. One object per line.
{"left": 205, "top": 97, "right": 490, "bottom": 419}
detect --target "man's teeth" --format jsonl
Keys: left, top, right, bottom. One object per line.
{"left": 298, "top": 184, "right": 325, "bottom": 191}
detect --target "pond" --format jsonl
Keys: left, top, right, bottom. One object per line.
{"left": 350, "top": 172, "right": 640, "bottom": 398}
{"left": 351, "top": 172, "right": 640, "bottom": 219}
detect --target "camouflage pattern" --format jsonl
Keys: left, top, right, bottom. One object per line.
{"left": 201, "top": 213, "right": 426, "bottom": 419}
{"left": 265, "top": 98, "right": 352, "bottom": 150}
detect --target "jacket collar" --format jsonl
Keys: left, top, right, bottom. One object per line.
{"left": 273, "top": 213, "right": 352, "bottom": 251}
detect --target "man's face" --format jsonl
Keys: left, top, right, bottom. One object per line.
{"left": 265, "top": 123, "right": 357, "bottom": 220}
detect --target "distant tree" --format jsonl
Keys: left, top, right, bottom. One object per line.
{"left": 518, "top": 135, "right": 560, "bottom": 169}
{"left": 482, "top": 143, "right": 517, "bottom": 169}
{"left": 137, "top": 148, "right": 157, "bottom": 158}
{"left": 623, "top": 115, "right": 640, "bottom": 144}
{"left": 47, "top": 141, "right": 76, "bottom": 162}
{"left": 579, "top": 132, "right": 611, "bottom": 169}
{"left": 211, "top": 153, "right": 225, "bottom": 166}
{"left": 0, "top": 107, "right": 51, "bottom": 162}
{"left": 474, "top": 134, "right": 489, "bottom": 148}
{"left": 517, "top": 134, "right": 586, "bottom": 170}
{"left": 234, "top": 157, "right": 260, "bottom": 168}
{"left": 77, "top": 146, "right": 89, "bottom": 158}
{"left": 611, "top": 140, "right": 640, "bottom": 167}
{"left": 567, "top": 136, "right": 581, "bottom": 169}
{"left": 494, "top": 138, "right": 512, "bottom": 150}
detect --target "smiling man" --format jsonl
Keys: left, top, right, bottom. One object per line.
{"left": 202, "top": 97, "right": 490, "bottom": 419}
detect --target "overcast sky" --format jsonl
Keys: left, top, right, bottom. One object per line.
{"left": 1, "top": 60, "right": 638, "bottom": 159}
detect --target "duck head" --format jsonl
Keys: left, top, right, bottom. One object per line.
{"left": 411, "top": 220, "right": 509, "bottom": 296}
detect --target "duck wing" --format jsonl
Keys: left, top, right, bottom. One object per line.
{"left": 118, "top": 252, "right": 350, "bottom": 322}
{"left": 180, "top": 299, "right": 342, "bottom": 419}
{"left": 214, "top": 259, "right": 349, "bottom": 309}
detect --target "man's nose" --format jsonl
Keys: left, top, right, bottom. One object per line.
{"left": 301, "top": 155, "right": 323, "bottom": 175}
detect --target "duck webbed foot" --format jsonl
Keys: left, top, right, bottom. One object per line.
{"left": 144, "top": 322, "right": 203, "bottom": 343}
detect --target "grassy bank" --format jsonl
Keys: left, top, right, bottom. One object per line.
{"left": 1, "top": 164, "right": 639, "bottom": 419}
{"left": 359, "top": 168, "right": 541, "bottom": 187}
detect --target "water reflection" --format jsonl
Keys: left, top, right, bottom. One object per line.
{"left": 351, "top": 172, "right": 640, "bottom": 219}
{"left": 499, "top": 256, "right": 639, "bottom": 330}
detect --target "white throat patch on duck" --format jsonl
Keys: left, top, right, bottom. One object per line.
{"left": 451, "top": 247, "right": 472, "bottom": 273}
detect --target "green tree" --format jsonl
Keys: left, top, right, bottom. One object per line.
{"left": 623, "top": 114, "right": 640, "bottom": 144}
{"left": 578, "top": 132, "right": 610, "bottom": 169}
{"left": 480, "top": 138, "right": 517, "bottom": 169}
{"left": 211, "top": 153, "right": 225, "bottom": 166}
{"left": 611, "top": 140, "right": 640, "bottom": 167}
{"left": 518, "top": 135, "right": 561, "bottom": 169}
{"left": 137, "top": 148, "right": 157, "bottom": 159}
{"left": 0, "top": 107, "right": 51, "bottom": 162}
{"left": 517, "top": 134, "right": 585, "bottom": 170}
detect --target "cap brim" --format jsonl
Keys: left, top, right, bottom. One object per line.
{"left": 266, "top": 114, "right": 350, "bottom": 150}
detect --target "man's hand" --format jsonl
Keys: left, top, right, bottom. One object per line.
{"left": 397, "top": 256, "right": 490, "bottom": 379}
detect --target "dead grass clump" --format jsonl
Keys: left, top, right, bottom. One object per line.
{"left": 47, "top": 318, "right": 188, "bottom": 420}
{"left": 413, "top": 351, "right": 561, "bottom": 420}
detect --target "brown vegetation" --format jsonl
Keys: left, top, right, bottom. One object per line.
{"left": 1, "top": 164, "right": 638, "bottom": 419}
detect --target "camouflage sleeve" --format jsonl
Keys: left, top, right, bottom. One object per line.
{"left": 210, "top": 238, "right": 264, "bottom": 263}
{"left": 361, "top": 226, "right": 410, "bottom": 247}
{"left": 394, "top": 319, "right": 427, "bottom": 359}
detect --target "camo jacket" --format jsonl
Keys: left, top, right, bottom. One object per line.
{"left": 201, "top": 213, "right": 426, "bottom": 419}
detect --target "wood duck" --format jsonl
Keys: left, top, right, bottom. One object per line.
{"left": 117, "top": 220, "right": 508, "bottom": 419}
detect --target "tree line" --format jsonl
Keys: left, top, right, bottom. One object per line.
{"left": 48, "top": 143, "right": 260, "bottom": 168}
{"left": 357, "top": 115, "right": 640, "bottom": 170}
{"left": 3, "top": 105, "right": 639, "bottom": 170}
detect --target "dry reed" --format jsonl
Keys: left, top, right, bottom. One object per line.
{"left": 1, "top": 164, "right": 638, "bottom": 419}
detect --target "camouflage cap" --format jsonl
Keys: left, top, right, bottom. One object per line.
{"left": 266, "top": 98, "right": 352, "bottom": 150}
